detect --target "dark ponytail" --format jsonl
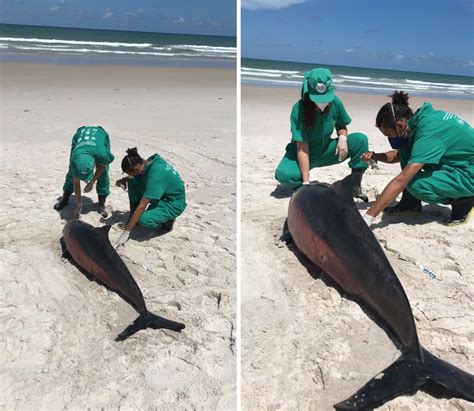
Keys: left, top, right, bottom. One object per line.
{"left": 376, "top": 91, "right": 413, "bottom": 128}
{"left": 302, "top": 94, "right": 317, "bottom": 129}
{"left": 121, "top": 147, "right": 144, "bottom": 173}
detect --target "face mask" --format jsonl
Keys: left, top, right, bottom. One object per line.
{"left": 316, "top": 102, "right": 329, "bottom": 112}
{"left": 387, "top": 125, "right": 409, "bottom": 149}
{"left": 388, "top": 136, "right": 408, "bottom": 149}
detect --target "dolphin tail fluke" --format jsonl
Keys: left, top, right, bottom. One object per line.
{"left": 334, "top": 349, "right": 474, "bottom": 410}
{"left": 421, "top": 347, "right": 474, "bottom": 401}
{"left": 115, "top": 311, "right": 185, "bottom": 342}
{"left": 333, "top": 354, "right": 427, "bottom": 410}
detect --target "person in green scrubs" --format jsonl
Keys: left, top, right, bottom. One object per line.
{"left": 114, "top": 147, "right": 187, "bottom": 248}
{"left": 54, "top": 126, "right": 114, "bottom": 218}
{"left": 360, "top": 91, "right": 474, "bottom": 226}
{"left": 275, "top": 67, "right": 370, "bottom": 201}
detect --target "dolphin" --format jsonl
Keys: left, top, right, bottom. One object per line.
{"left": 285, "top": 175, "right": 474, "bottom": 409}
{"left": 62, "top": 220, "right": 185, "bottom": 341}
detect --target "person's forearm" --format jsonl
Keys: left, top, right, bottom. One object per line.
{"left": 73, "top": 177, "right": 81, "bottom": 202}
{"left": 337, "top": 128, "right": 348, "bottom": 137}
{"left": 373, "top": 150, "right": 400, "bottom": 164}
{"left": 296, "top": 143, "right": 310, "bottom": 182}
{"left": 92, "top": 164, "right": 106, "bottom": 182}
{"left": 367, "top": 177, "right": 406, "bottom": 217}
{"left": 125, "top": 207, "right": 144, "bottom": 232}
{"left": 125, "top": 198, "right": 150, "bottom": 232}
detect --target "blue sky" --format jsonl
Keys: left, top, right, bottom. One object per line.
{"left": 0, "top": 0, "right": 236, "bottom": 37}
{"left": 242, "top": 0, "right": 474, "bottom": 75}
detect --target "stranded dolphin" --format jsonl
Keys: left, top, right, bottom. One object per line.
{"left": 62, "top": 220, "right": 185, "bottom": 341}
{"left": 286, "top": 175, "right": 474, "bottom": 410}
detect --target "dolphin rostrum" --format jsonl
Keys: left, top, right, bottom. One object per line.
{"left": 286, "top": 175, "right": 473, "bottom": 409}
{"left": 62, "top": 220, "right": 185, "bottom": 341}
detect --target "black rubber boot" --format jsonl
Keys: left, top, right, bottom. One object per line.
{"left": 54, "top": 191, "right": 72, "bottom": 210}
{"left": 384, "top": 190, "right": 422, "bottom": 214}
{"left": 449, "top": 196, "right": 474, "bottom": 225}
{"left": 351, "top": 168, "right": 369, "bottom": 202}
{"left": 98, "top": 195, "right": 108, "bottom": 218}
{"left": 161, "top": 219, "right": 175, "bottom": 232}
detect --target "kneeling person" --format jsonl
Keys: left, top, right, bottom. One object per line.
{"left": 115, "top": 147, "right": 187, "bottom": 248}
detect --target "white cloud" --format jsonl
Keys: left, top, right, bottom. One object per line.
{"left": 243, "top": 0, "right": 306, "bottom": 10}
{"left": 49, "top": 5, "right": 59, "bottom": 12}
{"left": 345, "top": 48, "right": 353, "bottom": 54}
{"left": 126, "top": 8, "right": 144, "bottom": 18}
{"left": 394, "top": 52, "right": 405, "bottom": 61}
{"left": 103, "top": 8, "right": 113, "bottom": 18}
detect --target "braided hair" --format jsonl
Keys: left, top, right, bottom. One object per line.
{"left": 121, "top": 147, "right": 144, "bottom": 173}
{"left": 376, "top": 91, "right": 413, "bottom": 128}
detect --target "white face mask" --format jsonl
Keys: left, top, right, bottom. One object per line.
{"left": 316, "top": 102, "right": 329, "bottom": 111}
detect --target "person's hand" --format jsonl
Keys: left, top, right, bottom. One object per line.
{"left": 74, "top": 202, "right": 82, "bottom": 219}
{"left": 361, "top": 151, "right": 376, "bottom": 162}
{"left": 114, "top": 230, "right": 130, "bottom": 249}
{"left": 84, "top": 180, "right": 95, "bottom": 193}
{"left": 360, "top": 210, "right": 375, "bottom": 227}
{"left": 302, "top": 181, "right": 310, "bottom": 185}
{"left": 335, "top": 136, "right": 348, "bottom": 161}
{"left": 116, "top": 177, "right": 128, "bottom": 191}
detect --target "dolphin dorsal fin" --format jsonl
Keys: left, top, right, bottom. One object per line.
{"left": 331, "top": 174, "right": 357, "bottom": 203}
{"left": 96, "top": 225, "right": 112, "bottom": 239}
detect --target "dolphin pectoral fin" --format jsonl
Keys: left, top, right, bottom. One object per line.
{"left": 115, "top": 311, "right": 185, "bottom": 341}
{"left": 276, "top": 230, "right": 293, "bottom": 247}
{"left": 334, "top": 354, "right": 427, "bottom": 410}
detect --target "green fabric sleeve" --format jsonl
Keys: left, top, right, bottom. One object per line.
{"left": 334, "top": 96, "right": 352, "bottom": 130}
{"left": 408, "top": 128, "right": 446, "bottom": 165}
{"left": 144, "top": 170, "right": 166, "bottom": 200}
{"left": 290, "top": 102, "right": 305, "bottom": 143}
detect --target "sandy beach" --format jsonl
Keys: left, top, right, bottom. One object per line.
{"left": 241, "top": 85, "right": 474, "bottom": 410}
{"left": 0, "top": 63, "right": 236, "bottom": 410}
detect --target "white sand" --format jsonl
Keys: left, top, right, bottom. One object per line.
{"left": 241, "top": 86, "right": 474, "bottom": 410}
{"left": 0, "top": 63, "right": 236, "bottom": 410}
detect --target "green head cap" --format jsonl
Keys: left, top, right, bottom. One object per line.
{"left": 73, "top": 153, "right": 94, "bottom": 182}
{"left": 301, "top": 68, "right": 335, "bottom": 103}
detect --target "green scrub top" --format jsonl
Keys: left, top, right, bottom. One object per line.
{"left": 400, "top": 103, "right": 474, "bottom": 169}
{"left": 70, "top": 126, "right": 115, "bottom": 179}
{"left": 290, "top": 95, "right": 352, "bottom": 152}
{"left": 142, "top": 154, "right": 185, "bottom": 201}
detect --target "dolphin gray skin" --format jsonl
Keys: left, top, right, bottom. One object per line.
{"left": 62, "top": 220, "right": 185, "bottom": 341}
{"left": 286, "top": 175, "right": 474, "bottom": 410}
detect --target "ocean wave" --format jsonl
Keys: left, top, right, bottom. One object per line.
{"left": 339, "top": 75, "right": 372, "bottom": 80}
{"left": 7, "top": 45, "right": 235, "bottom": 59}
{"left": 172, "top": 44, "right": 237, "bottom": 52}
{"left": 242, "top": 67, "right": 299, "bottom": 75}
{"left": 0, "top": 37, "right": 152, "bottom": 48}
{"left": 13, "top": 45, "right": 179, "bottom": 56}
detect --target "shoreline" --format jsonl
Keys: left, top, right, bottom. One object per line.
{"left": 0, "top": 54, "right": 236, "bottom": 69}
{"left": 242, "top": 81, "right": 474, "bottom": 101}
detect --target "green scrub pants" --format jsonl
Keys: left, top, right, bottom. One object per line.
{"left": 63, "top": 165, "right": 110, "bottom": 196}
{"left": 275, "top": 132, "right": 369, "bottom": 188}
{"left": 407, "top": 165, "right": 474, "bottom": 204}
{"left": 128, "top": 178, "right": 187, "bottom": 228}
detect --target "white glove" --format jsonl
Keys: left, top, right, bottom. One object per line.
{"left": 74, "top": 202, "right": 82, "bottom": 219}
{"left": 115, "top": 230, "right": 130, "bottom": 249}
{"left": 361, "top": 211, "right": 375, "bottom": 227}
{"left": 84, "top": 180, "right": 95, "bottom": 193}
{"left": 335, "top": 135, "right": 348, "bottom": 162}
